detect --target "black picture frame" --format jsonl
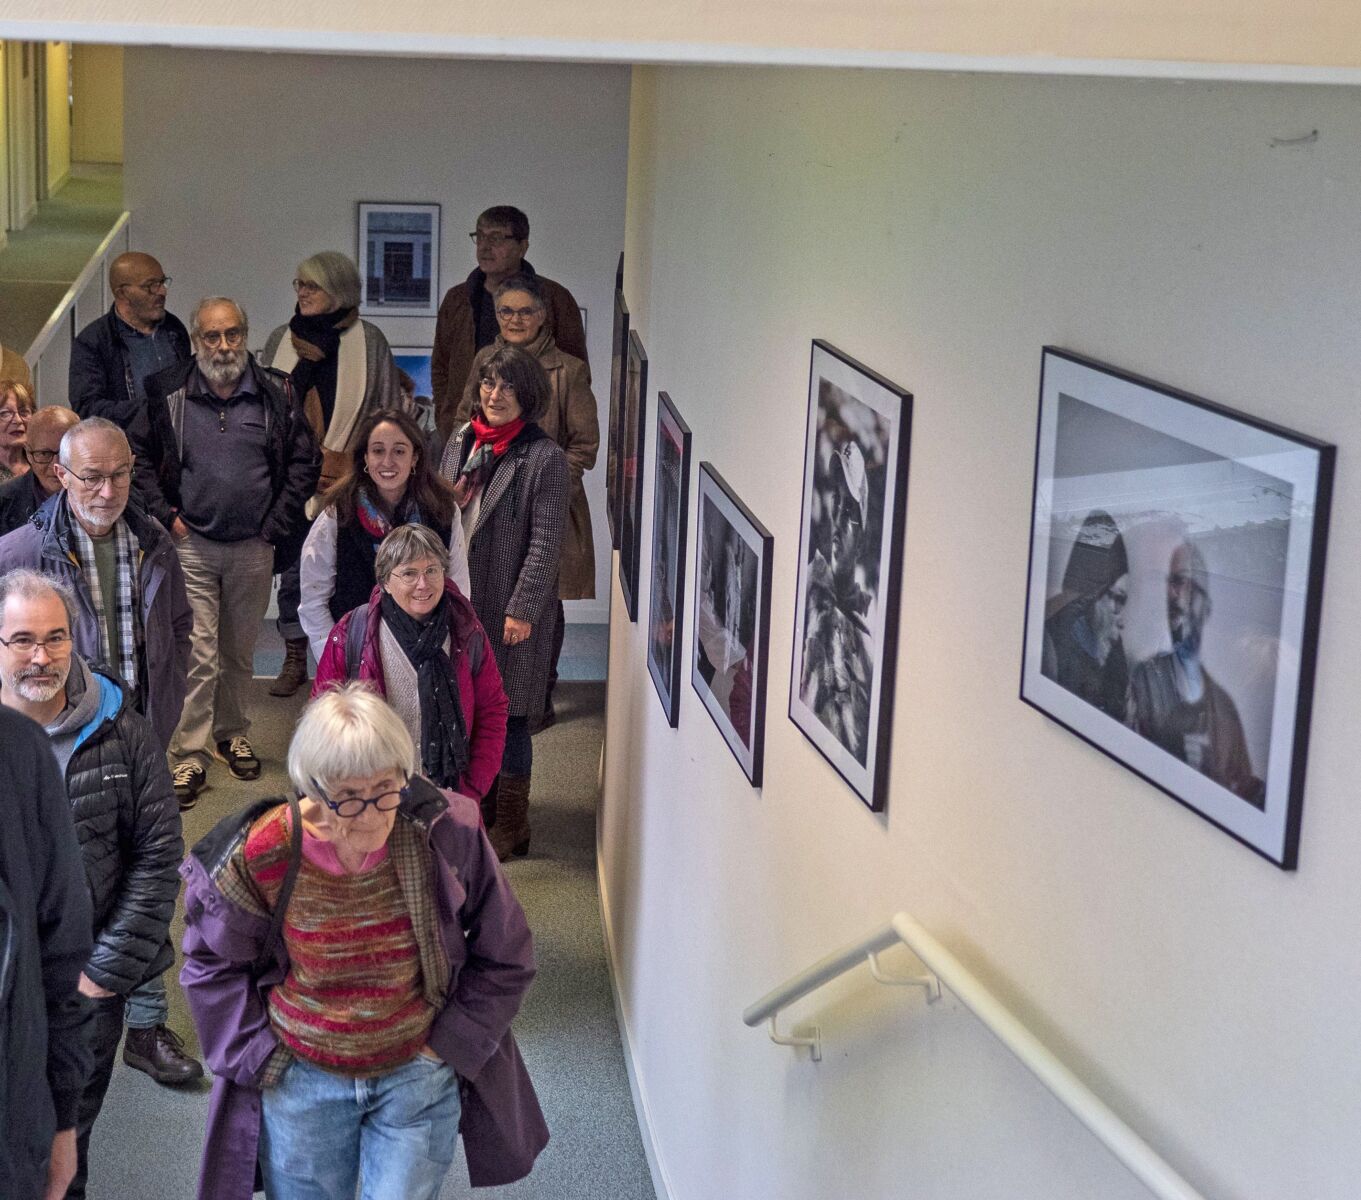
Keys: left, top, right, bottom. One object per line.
{"left": 356, "top": 201, "right": 440, "bottom": 317}
{"left": 617, "top": 330, "right": 648, "bottom": 621}
{"left": 691, "top": 463, "right": 774, "bottom": 787}
{"left": 607, "top": 289, "right": 630, "bottom": 550}
{"left": 788, "top": 340, "right": 913, "bottom": 813}
{"left": 1020, "top": 347, "right": 1334, "bottom": 869}
{"left": 647, "top": 392, "right": 693, "bottom": 727}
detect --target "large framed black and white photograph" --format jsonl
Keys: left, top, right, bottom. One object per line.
{"left": 647, "top": 393, "right": 692, "bottom": 727}
{"left": 789, "top": 340, "right": 912, "bottom": 812}
{"left": 691, "top": 464, "right": 773, "bottom": 786}
{"left": 617, "top": 330, "right": 648, "bottom": 621}
{"left": 1021, "top": 347, "right": 1333, "bottom": 869}
{"left": 357, "top": 201, "right": 440, "bottom": 316}
{"left": 607, "top": 288, "right": 630, "bottom": 549}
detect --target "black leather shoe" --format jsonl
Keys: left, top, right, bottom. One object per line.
{"left": 122, "top": 1024, "right": 204, "bottom": 1086}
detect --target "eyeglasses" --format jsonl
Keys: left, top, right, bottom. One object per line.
{"left": 199, "top": 328, "right": 245, "bottom": 348}
{"left": 0, "top": 407, "right": 33, "bottom": 424}
{"left": 0, "top": 630, "right": 72, "bottom": 655}
{"left": 63, "top": 466, "right": 134, "bottom": 491}
{"left": 292, "top": 279, "right": 324, "bottom": 295}
{"left": 389, "top": 564, "right": 444, "bottom": 586}
{"left": 24, "top": 447, "right": 58, "bottom": 465}
{"left": 469, "top": 231, "right": 521, "bottom": 247}
{"left": 310, "top": 776, "right": 408, "bottom": 819}
{"left": 118, "top": 277, "right": 171, "bottom": 295}
{"left": 495, "top": 306, "right": 541, "bottom": 322}
{"left": 478, "top": 378, "right": 516, "bottom": 396}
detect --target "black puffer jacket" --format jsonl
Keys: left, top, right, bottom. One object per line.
{"left": 59, "top": 662, "right": 183, "bottom": 993}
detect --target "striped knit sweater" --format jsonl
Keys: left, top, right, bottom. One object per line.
{"left": 243, "top": 807, "right": 436, "bottom": 1076}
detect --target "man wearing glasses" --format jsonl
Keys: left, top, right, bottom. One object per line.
{"left": 69, "top": 251, "right": 192, "bottom": 432}
{"left": 136, "top": 297, "right": 319, "bottom": 806}
{"left": 0, "top": 404, "right": 79, "bottom": 535}
{"left": 0, "top": 569, "right": 186, "bottom": 1196}
{"left": 430, "top": 205, "right": 587, "bottom": 446}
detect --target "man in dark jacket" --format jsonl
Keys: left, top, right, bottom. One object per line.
{"left": 430, "top": 205, "right": 586, "bottom": 445}
{"left": 136, "top": 296, "right": 320, "bottom": 803}
{"left": 0, "top": 405, "right": 80, "bottom": 537}
{"left": 0, "top": 704, "right": 92, "bottom": 1200}
{"left": 68, "top": 252, "right": 191, "bottom": 435}
{"left": 0, "top": 569, "right": 187, "bottom": 1198}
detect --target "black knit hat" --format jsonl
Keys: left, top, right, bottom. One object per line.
{"left": 1061, "top": 510, "right": 1128, "bottom": 599}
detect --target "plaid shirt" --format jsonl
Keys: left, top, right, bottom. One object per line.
{"left": 69, "top": 514, "right": 144, "bottom": 693}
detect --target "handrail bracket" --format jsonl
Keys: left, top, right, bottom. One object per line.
{"left": 867, "top": 950, "right": 941, "bottom": 1002}
{"left": 766, "top": 1015, "right": 821, "bottom": 1062}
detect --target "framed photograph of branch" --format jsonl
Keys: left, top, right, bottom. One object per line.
{"left": 647, "top": 392, "right": 692, "bottom": 727}
{"left": 1020, "top": 347, "right": 1334, "bottom": 869}
{"left": 789, "top": 340, "right": 913, "bottom": 812}
{"left": 692, "top": 463, "right": 773, "bottom": 786}
{"left": 357, "top": 202, "right": 440, "bottom": 316}
{"left": 607, "top": 288, "right": 630, "bottom": 550}
{"left": 617, "top": 330, "right": 648, "bottom": 622}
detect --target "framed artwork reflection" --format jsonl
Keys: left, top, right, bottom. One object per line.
{"left": 1020, "top": 347, "right": 1334, "bottom": 869}
{"left": 647, "top": 392, "right": 692, "bottom": 727}
{"left": 357, "top": 201, "right": 440, "bottom": 316}
{"left": 617, "top": 330, "right": 648, "bottom": 622}
{"left": 691, "top": 463, "right": 773, "bottom": 786}
{"left": 607, "top": 289, "right": 630, "bottom": 550}
{"left": 789, "top": 340, "right": 912, "bottom": 812}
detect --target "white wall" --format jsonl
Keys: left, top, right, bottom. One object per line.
{"left": 602, "top": 65, "right": 1361, "bottom": 1200}
{"left": 71, "top": 42, "right": 121, "bottom": 163}
{"left": 5, "top": 42, "right": 38, "bottom": 227}
{"left": 45, "top": 41, "right": 69, "bottom": 191}
{"left": 123, "top": 47, "right": 630, "bottom": 619}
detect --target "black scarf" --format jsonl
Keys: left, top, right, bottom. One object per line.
{"left": 288, "top": 305, "right": 355, "bottom": 429}
{"left": 379, "top": 591, "right": 469, "bottom": 790}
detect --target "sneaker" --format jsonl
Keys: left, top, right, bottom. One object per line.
{"left": 216, "top": 735, "right": 261, "bottom": 780}
{"left": 172, "top": 761, "right": 206, "bottom": 810}
{"left": 123, "top": 1024, "right": 205, "bottom": 1086}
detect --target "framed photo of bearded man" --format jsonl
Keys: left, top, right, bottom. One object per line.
{"left": 1020, "top": 347, "right": 1334, "bottom": 869}
{"left": 788, "top": 340, "right": 913, "bottom": 814}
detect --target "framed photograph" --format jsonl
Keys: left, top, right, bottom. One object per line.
{"left": 357, "top": 202, "right": 440, "bottom": 317}
{"left": 691, "top": 463, "right": 774, "bottom": 786}
{"left": 617, "top": 330, "right": 648, "bottom": 622}
{"left": 390, "top": 348, "right": 433, "bottom": 399}
{"left": 789, "top": 340, "right": 913, "bottom": 812}
{"left": 1021, "top": 347, "right": 1334, "bottom": 869}
{"left": 647, "top": 393, "right": 693, "bottom": 727}
{"left": 607, "top": 289, "right": 630, "bottom": 549}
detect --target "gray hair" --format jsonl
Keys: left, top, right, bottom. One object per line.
{"left": 0, "top": 568, "right": 79, "bottom": 630}
{"left": 493, "top": 273, "right": 546, "bottom": 309}
{"left": 59, "top": 416, "right": 130, "bottom": 469}
{"left": 374, "top": 524, "right": 450, "bottom": 584}
{"left": 296, "top": 251, "right": 361, "bottom": 311}
{"left": 288, "top": 682, "right": 416, "bottom": 796}
{"left": 190, "top": 297, "right": 249, "bottom": 341}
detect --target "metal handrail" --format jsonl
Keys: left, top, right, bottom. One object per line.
{"left": 24, "top": 210, "right": 131, "bottom": 368}
{"left": 743, "top": 912, "right": 1210, "bottom": 1200}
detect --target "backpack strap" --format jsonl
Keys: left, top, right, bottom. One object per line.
{"left": 344, "top": 606, "right": 369, "bottom": 680}
{"left": 251, "top": 794, "right": 303, "bottom": 976}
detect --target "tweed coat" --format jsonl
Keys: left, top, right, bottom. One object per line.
{"left": 440, "top": 423, "right": 568, "bottom": 718}
{"left": 458, "top": 332, "right": 598, "bottom": 600}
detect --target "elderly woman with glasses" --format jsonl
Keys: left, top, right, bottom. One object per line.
{"left": 440, "top": 345, "right": 568, "bottom": 860}
{"left": 0, "top": 379, "right": 36, "bottom": 483}
{"left": 313, "top": 523, "right": 507, "bottom": 804}
{"left": 262, "top": 250, "right": 406, "bottom": 697}
{"left": 180, "top": 683, "right": 547, "bottom": 1200}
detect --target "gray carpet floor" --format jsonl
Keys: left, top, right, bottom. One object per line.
{"left": 89, "top": 675, "right": 656, "bottom": 1200}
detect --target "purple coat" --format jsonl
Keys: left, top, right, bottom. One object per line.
{"left": 179, "top": 781, "right": 548, "bottom": 1199}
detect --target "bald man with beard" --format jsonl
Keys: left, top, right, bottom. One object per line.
{"left": 69, "top": 251, "right": 191, "bottom": 433}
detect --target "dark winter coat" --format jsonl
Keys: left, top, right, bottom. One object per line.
{"left": 136, "top": 355, "right": 321, "bottom": 573}
{"left": 0, "top": 708, "right": 93, "bottom": 1200}
{"left": 69, "top": 305, "right": 192, "bottom": 433}
{"left": 0, "top": 492, "right": 194, "bottom": 749}
{"left": 440, "top": 423, "right": 569, "bottom": 717}
{"left": 0, "top": 469, "right": 48, "bottom": 536}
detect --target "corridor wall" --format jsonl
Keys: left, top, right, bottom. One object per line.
{"left": 600, "top": 65, "right": 1361, "bottom": 1200}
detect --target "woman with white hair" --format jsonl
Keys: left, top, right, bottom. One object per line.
{"left": 262, "top": 250, "right": 405, "bottom": 696}
{"left": 179, "top": 682, "right": 547, "bottom": 1200}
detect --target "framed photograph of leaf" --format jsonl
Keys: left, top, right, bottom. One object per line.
{"left": 607, "top": 288, "right": 629, "bottom": 550}
{"left": 692, "top": 463, "right": 773, "bottom": 786}
{"left": 647, "top": 392, "right": 692, "bottom": 727}
{"left": 617, "top": 330, "right": 648, "bottom": 621}
{"left": 1020, "top": 347, "right": 1334, "bottom": 869}
{"left": 789, "top": 340, "right": 913, "bottom": 813}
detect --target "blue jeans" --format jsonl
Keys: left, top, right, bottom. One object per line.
{"left": 125, "top": 971, "right": 169, "bottom": 1029}
{"left": 259, "top": 1054, "right": 462, "bottom": 1200}
{"left": 502, "top": 714, "right": 532, "bottom": 776}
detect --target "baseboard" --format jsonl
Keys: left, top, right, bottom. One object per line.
{"left": 49, "top": 169, "right": 71, "bottom": 194}
{"left": 597, "top": 848, "right": 677, "bottom": 1200}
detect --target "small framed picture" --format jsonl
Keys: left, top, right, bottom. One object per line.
{"left": 647, "top": 392, "right": 693, "bottom": 727}
{"left": 357, "top": 202, "right": 441, "bottom": 317}
{"left": 618, "top": 330, "right": 648, "bottom": 622}
{"left": 789, "top": 340, "right": 913, "bottom": 812}
{"left": 607, "top": 289, "right": 630, "bottom": 550}
{"left": 691, "top": 463, "right": 774, "bottom": 787}
{"left": 1021, "top": 347, "right": 1334, "bottom": 869}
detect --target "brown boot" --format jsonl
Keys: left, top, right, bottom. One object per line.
{"left": 269, "top": 638, "right": 310, "bottom": 697}
{"left": 488, "top": 773, "right": 531, "bottom": 862}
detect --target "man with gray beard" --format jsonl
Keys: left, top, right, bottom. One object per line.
{"left": 0, "top": 569, "right": 182, "bottom": 1197}
{"left": 136, "top": 297, "right": 319, "bottom": 805}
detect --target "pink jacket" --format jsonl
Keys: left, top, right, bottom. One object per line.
{"left": 312, "top": 582, "right": 508, "bottom": 799}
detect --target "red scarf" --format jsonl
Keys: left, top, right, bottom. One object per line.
{"left": 469, "top": 414, "right": 526, "bottom": 456}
